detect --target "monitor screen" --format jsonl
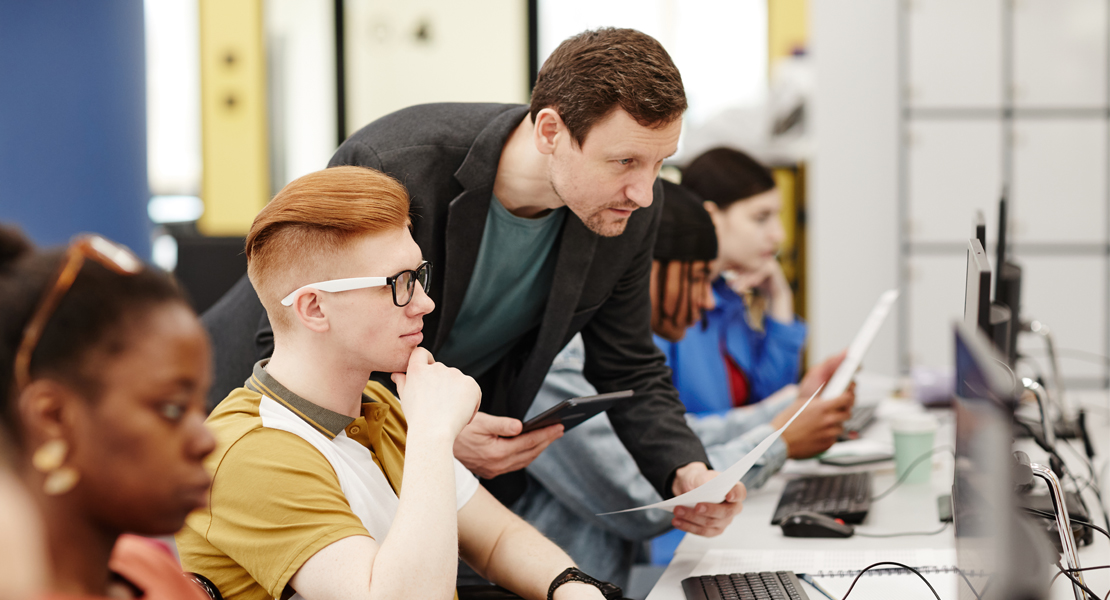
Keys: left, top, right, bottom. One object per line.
{"left": 953, "top": 323, "right": 1050, "bottom": 600}
{"left": 995, "top": 193, "right": 1008, "bottom": 301}
{"left": 994, "top": 194, "right": 1023, "bottom": 365}
{"left": 964, "top": 239, "right": 992, "bottom": 333}
{"left": 974, "top": 210, "right": 987, "bottom": 254}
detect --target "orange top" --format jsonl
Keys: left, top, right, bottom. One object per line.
{"left": 39, "top": 535, "right": 210, "bottom": 600}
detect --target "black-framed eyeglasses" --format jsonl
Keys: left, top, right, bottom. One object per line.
{"left": 281, "top": 261, "right": 432, "bottom": 308}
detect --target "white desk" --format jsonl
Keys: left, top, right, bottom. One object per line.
{"left": 647, "top": 392, "right": 1110, "bottom": 600}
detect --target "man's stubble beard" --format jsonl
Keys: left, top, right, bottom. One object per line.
{"left": 549, "top": 176, "right": 635, "bottom": 238}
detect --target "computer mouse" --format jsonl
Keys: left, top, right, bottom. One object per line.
{"left": 779, "top": 510, "right": 855, "bottom": 538}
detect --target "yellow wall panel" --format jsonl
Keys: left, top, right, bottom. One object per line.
{"left": 198, "top": 0, "right": 270, "bottom": 236}
{"left": 773, "top": 165, "right": 806, "bottom": 321}
{"left": 768, "top": 0, "right": 808, "bottom": 67}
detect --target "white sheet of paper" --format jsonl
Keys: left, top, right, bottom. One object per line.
{"left": 821, "top": 289, "right": 899, "bottom": 400}
{"left": 597, "top": 384, "right": 823, "bottom": 515}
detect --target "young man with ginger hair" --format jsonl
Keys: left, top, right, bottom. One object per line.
{"left": 177, "top": 166, "right": 614, "bottom": 600}
{"left": 204, "top": 27, "right": 745, "bottom": 539}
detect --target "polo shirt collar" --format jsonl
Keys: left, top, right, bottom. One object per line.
{"left": 245, "top": 360, "right": 376, "bottom": 440}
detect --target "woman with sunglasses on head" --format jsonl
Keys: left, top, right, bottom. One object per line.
{"left": 0, "top": 225, "right": 215, "bottom": 600}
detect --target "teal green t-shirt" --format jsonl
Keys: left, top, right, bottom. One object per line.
{"left": 435, "top": 196, "right": 566, "bottom": 378}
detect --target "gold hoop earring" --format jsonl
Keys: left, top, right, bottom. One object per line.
{"left": 32, "top": 439, "right": 79, "bottom": 496}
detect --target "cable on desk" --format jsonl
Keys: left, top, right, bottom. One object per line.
{"left": 1023, "top": 507, "right": 1110, "bottom": 546}
{"left": 1016, "top": 345, "right": 1110, "bottom": 407}
{"left": 1058, "top": 435, "right": 1110, "bottom": 531}
{"left": 870, "top": 446, "right": 954, "bottom": 502}
{"left": 1015, "top": 418, "right": 1110, "bottom": 532}
{"left": 1011, "top": 418, "right": 1091, "bottom": 500}
{"left": 1016, "top": 350, "right": 1110, "bottom": 528}
{"left": 1051, "top": 560, "right": 1102, "bottom": 600}
{"left": 839, "top": 562, "right": 942, "bottom": 600}
{"left": 1065, "top": 436, "right": 1110, "bottom": 531}
{"left": 994, "top": 357, "right": 1021, "bottom": 396}
{"left": 1023, "top": 346, "right": 1110, "bottom": 369}
{"left": 855, "top": 521, "right": 950, "bottom": 538}
{"left": 1049, "top": 565, "right": 1110, "bottom": 590}
{"left": 952, "top": 567, "right": 984, "bottom": 600}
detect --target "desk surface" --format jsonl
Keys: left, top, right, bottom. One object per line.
{"left": 647, "top": 392, "right": 1110, "bottom": 600}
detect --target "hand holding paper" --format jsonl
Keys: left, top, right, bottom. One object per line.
{"left": 669, "top": 463, "right": 746, "bottom": 537}
{"left": 599, "top": 384, "right": 824, "bottom": 515}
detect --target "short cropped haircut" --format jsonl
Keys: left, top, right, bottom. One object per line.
{"left": 531, "top": 27, "right": 687, "bottom": 147}
{"left": 681, "top": 147, "right": 776, "bottom": 210}
{"left": 246, "top": 166, "right": 411, "bottom": 330}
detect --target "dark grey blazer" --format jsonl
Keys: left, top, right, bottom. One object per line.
{"left": 203, "top": 103, "right": 709, "bottom": 503}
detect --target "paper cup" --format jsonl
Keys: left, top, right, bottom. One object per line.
{"left": 891, "top": 413, "right": 938, "bottom": 484}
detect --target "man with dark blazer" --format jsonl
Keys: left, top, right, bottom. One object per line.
{"left": 204, "top": 27, "right": 744, "bottom": 537}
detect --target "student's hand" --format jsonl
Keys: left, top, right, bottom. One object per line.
{"left": 453, "top": 412, "right": 564, "bottom": 479}
{"left": 795, "top": 350, "right": 847, "bottom": 401}
{"left": 772, "top": 351, "right": 856, "bottom": 458}
{"left": 392, "top": 347, "right": 481, "bottom": 439}
{"left": 670, "top": 462, "right": 746, "bottom": 537}
{"left": 724, "top": 261, "right": 794, "bottom": 323}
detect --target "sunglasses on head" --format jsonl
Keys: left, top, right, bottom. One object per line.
{"left": 14, "top": 235, "right": 143, "bottom": 393}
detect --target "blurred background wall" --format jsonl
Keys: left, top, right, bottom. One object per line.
{"left": 0, "top": 0, "right": 152, "bottom": 257}
{"left": 809, "top": 0, "right": 1109, "bottom": 388}
{"left": 2, "top": 0, "right": 1106, "bottom": 388}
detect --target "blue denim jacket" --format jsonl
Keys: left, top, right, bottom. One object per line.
{"left": 657, "top": 278, "right": 807, "bottom": 414}
{"left": 510, "top": 334, "right": 792, "bottom": 588}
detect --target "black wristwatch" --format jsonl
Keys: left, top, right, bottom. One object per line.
{"left": 547, "top": 567, "right": 623, "bottom": 600}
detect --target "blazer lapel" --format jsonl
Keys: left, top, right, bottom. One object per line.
{"left": 432, "top": 105, "right": 530, "bottom": 352}
{"left": 434, "top": 188, "right": 490, "bottom": 352}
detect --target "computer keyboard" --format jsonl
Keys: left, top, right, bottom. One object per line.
{"left": 837, "top": 404, "right": 877, "bottom": 441}
{"left": 771, "top": 472, "right": 872, "bottom": 525}
{"left": 681, "top": 571, "right": 810, "bottom": 600}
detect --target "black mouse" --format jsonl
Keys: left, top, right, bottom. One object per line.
{"left": 779, "top": 511, "right": 855, "bottom": 538}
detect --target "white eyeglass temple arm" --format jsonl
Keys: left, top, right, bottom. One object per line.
{"left": 280, "top": 277, "right": 389, "bottom": 306}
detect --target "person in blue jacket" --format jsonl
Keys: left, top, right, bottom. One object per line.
{"left": 659, "top": 147, "right": 806, "bottom": 413}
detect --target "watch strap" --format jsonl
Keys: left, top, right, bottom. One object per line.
{"left": 546, "top": 567, "right": 623, "bottom": 600}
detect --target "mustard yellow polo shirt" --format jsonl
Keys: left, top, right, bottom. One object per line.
{"left": 176, "top": 361, "right": 475, "bottom": 600}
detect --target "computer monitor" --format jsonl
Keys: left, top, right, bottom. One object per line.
{"left": 976, "top": 209, "right": 1015, "bottom": 354}
{"left": 994, "top": 194, "right": 1023, "bottom": 365}
{"left": 994, "top": 195, "right": 1008, "bottom": 299}
{"left": 974, "top": 210, "right": 987, "bottom": 252}
{"left": 953, "top": 322, "right": 1052, "bottom": 600}
{"left": 964, "top": 239, "right": 991, "bottom": 333}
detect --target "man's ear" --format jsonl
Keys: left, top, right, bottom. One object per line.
{"left": 533, "top": 108, "right": 566, "bottom": 156}
{"left": 18, "top": 379, "right": 79, "bottom": 449}
{"left": 292, "top": 290, "right": 330, "bottom": 334}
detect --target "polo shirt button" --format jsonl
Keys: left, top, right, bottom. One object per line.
{"left": 349, "top": 426, "right": 360, "bottom": 434}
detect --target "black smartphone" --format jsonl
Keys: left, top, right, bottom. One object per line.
{"left": 519, "top": 390, "right": 634, "bottom": 434}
